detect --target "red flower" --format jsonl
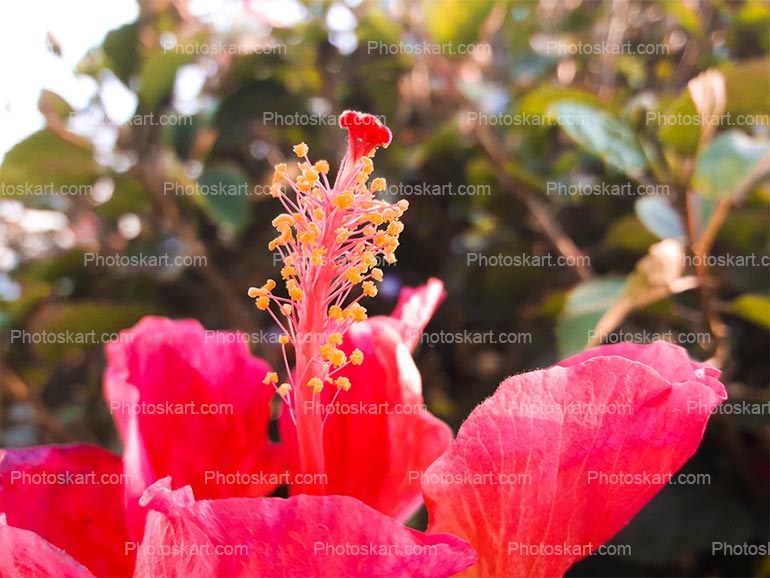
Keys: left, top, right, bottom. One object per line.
{"left": 422, "top": 341, "right": 727, "bottom": 577}
{"left": 0, "top": 113, "right": 728, "bottom": 578}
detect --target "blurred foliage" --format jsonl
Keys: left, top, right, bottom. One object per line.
{"left": 1, "top": 1, "right": 769, "bottom": 576}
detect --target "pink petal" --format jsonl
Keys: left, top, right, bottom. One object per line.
{"left": 422, "top": 343, "right": 727, "bottom": 577}
{"left": 557, "top": 340, "right": 724, "bottom": 393}
{"left": 281, "top": 283, "right": 452, "bottom": 521}
{"left": 134, "top": 478, "right": 476, "bottom": 578}
{"left": 0, "top": 515, "right": 96, "bottom": 578}
{"left": 104, "top": 316, "right": 283, "bottom": 537}
{"left": 389, "top": 277, "right": 446, "bottom": 351}
{"left": 0, "top": 445, "right": 133, "bottom": 577}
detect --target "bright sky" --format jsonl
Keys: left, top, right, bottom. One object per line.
{"left": 0, "top": 0, "right": 140, "bottom": 162}
{"left": 0, "top": 0, "right": 358, "bottom": 163}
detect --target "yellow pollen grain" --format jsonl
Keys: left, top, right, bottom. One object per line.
{"left": 347, "top": 303, "right": 368, "bottom": 322}
{"left": 346, "top": 267, "right": 364, "bottom": 284}
{"left": 329, "top": 305, "right": 343, "bottom": 319}
{"left": 332, "top": 191, "right": 355, "bottom": 210}
{"left": 281, "top": 303, "right": 292, "bottom": 316}
{"left": 387, "top": 221, "right": 404, "bottom": 236}
{"left": 256, "top": 296, "right": 270, "bottom": 310}
{"left": 297, "top": 230, "right": 317, "bottom": 245}
{"left": 263, "top": 372, "right": 278, "bottom": 385}
{"left": 279, "top": 335, "right": 290, "bottom": 345}
{"left": 330, "top": 350, "right": 347, "bottom": 367}
{"left": 335, "top": 377, "right": 351, "bottom": 391}
{"left": 362, "top": 281, "right": 378, "bottom": 297}
{"left": 311, "top": 247, "right": 327, "bottom": 265}
{"left": 281, "top": 266, "right": 297, "bottom": 280}
{"left": 314, "top": 160, "right": 330, "bottom": 173}
{"left": 361, "top": 252, "right": 377, "bottom": 268}
{"left": 370, "top": 268, "right": 383, "bottom": 282}
{"left": 293, "top": 143, "right": 309, "bottom": 157}
{"left": 289, "top": 287, "right": 304, "bottom": 301}
{"left": 370, "top": 177, "right": 386, "bottom": 192}
{"left": 307, "top": 377, "right": 324, "bottom": 394}
{"left": 273, "top": 214, "right": 295, "bottom": 228}
{"left": 335, "top": 227, "right": 350, "bottom": 243}
{"left": 319, "top": 344, "right": 334, "bottom": 360}
{"left": 351, "top": 349, "right": 364, "bottom": 365}
{"left": 277, "top": 383, "right": 292, "bottom": 397}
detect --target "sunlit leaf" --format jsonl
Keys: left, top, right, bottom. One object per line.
{"left": 0, "top": 130, "right": 98, "bottom": 193}
{"left": 692, "top": 131, "right": 770, "bottom": 200}
{"left": 635, "top": 196, "right": 686, "bottom": 240}
{"left": 729, "top": 294, "right": 770, "bottom": 329}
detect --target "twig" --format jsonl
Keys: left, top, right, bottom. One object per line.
{"left": 427, "top": 56, "right": 593, "bottom": 281}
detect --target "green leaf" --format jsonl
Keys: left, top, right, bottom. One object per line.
{"left": 195, "top": 165, "right": 251, "bottom": 234}
{"left": 556, "top": 278, "right": 627, "bottom": 357}
{"left": 37, "top": 90, "right": 74, "bottom": 121}
{"left": 0, "top": 130, "right": 98, "bottom": 194}
{"left": 729, "top": 294, "right": 770, "bottom": 329}
{"left": 103, "top": 22, "right": 139, "bottom": 85}
{"left": 548, "top": 101, "right": 648, "bottom": 179}
{"left": 518, "top": 86, "right": 599, "bottom": 126}
{"left": 722, "top": 59, "right": 770, "bottom": 118}
{"left": 423, "top": 0, "right": 492, "bottom": 47}
{"left": 657, "top": 91, "right": 700, "bottom": 157}
{"left": 634, "top": 196, "right": 686, "bottom": 240}
{"left": 138, "top": 49, "right": 196, "bottom": 110}
{"left": 603, "top": 215, "right": 659, "bottom": 253}
{"left": 692, "top": 131, "right": 770, "bottom": 200}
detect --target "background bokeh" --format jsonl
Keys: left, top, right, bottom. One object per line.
{"left": 1, "top": 1, "right": 768, "bottom": 576}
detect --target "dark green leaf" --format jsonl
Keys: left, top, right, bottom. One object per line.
{"left": 196, "top": 165, "right": 252, "bottom": 234}
{"left": 103, "top": 23, "right": 139, "bottom": 85}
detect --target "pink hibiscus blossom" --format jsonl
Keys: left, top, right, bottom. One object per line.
{"left": 0, "top": 112, "right": 727, "bottom": 578}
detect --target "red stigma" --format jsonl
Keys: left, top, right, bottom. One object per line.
{"left": 339, "top": 110, "right": 392, "bottom": 162}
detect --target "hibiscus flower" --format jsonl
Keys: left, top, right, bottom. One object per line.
{"left": 0, "top": 112, "right": 726, "bottom": 578}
